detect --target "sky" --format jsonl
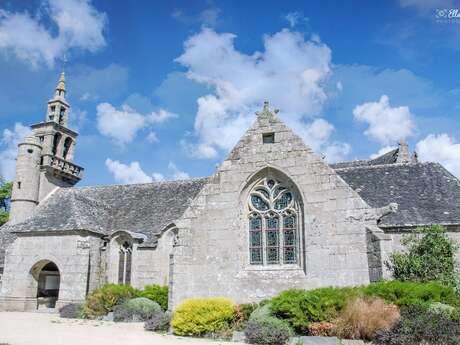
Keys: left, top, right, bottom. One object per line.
{"left": 1, "top": 0, "right": 460, "bottom": 186}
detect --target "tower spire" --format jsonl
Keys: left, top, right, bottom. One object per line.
{"left": 46, "top": 71, "right": 70, "bottom": 125}
{"left": 54, "top": 71, "right": 66, "bottom": 99}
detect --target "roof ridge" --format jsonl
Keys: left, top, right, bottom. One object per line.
{"left": 71, "top": 176, "right": 210, "bottom": 191}
{"left": 333, "top": 161, "right": 433, "bottom": 171}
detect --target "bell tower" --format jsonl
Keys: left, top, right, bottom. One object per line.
{"left": 46, "top": 72, "right": 69, "bottom": 126}
{"left": 9, "top": 72, "right": 84, "bottom": 224}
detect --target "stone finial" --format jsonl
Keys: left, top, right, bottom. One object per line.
{"left": 396, "top": 139, "right": 411, "bottom": 164}
{"left": 411, "top": 151, "right": 419, "bottom": 163}
{"left": 255, "top": 101, "right": 279, "bottom": 119}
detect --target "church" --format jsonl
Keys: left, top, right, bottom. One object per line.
{"left": 1, "top": 73, "right": 460, "bottom": 311}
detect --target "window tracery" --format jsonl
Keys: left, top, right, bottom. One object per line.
{"left": 248, "top": 178, "right": 300, "bottom": 265}
{"left": 118, "top": 241, "right": 132, "bottom": 285}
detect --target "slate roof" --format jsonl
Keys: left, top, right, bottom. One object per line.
{"left": 330, "top": 149, "right": 399, "bottom": 169}
{"left": 0, "top": 178, "right": 208, "bottom": 248}
{"left": 334, "top": 162, "right": 460, "bottom": 228}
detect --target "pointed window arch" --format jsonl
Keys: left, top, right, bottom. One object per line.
{"left": 63, "top": 137, "right": 72, "bottom": 160}
{"left": 248, "top": 177, "right": 300, "bottom": 265}
{"left": 52, "top": 133, "right": 62, "bottom": 156}
{"left": 118, "top": 241, "right": 133, "bottom": 285}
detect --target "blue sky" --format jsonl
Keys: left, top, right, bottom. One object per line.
{"left": 1, "top": 0, "right": 460, "bottom": 186}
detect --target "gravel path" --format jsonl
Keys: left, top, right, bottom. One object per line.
{"left": 0, "top": 312, "right": 245, "bottom": 345}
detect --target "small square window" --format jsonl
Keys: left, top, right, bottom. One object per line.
{"left": 263, "top": 132, "right": 275, "bottom": 144}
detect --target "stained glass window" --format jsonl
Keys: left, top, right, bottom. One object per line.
{"left": 283, "top": 215, "right": 297, "bottom": 264}
{"left": 274, "top": 192, "right": 292, "bottom": 210}
{"left": 248, "top": 178, "right": 299, "bottom": 266}
{"left": 251, "top": 195, "right": 269, "bottom": 211}
{"left": 249, "top": 216, "right": 263, "bottom": 264}
{"left": 266, "top": 216, "right": 279, "bottom": 264}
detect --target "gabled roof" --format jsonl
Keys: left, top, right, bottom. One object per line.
{"left": 334, "top": 162, "right": 460, "bottom": 228}
{"left": 1, "top": 178, "right": 208, "bottom": 245}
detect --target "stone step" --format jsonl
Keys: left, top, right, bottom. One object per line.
{"left": 293, "top": 336, "right": 340, "bottom": 345}
{"left": 35, "top": 307, "right": 58, "bottom": 314}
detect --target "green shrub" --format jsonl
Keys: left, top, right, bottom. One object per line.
{"left": 374, "top": 304, "right": 460, "bottom": 345}
{"left": 59, "top": 303, "right": 84, "bottom": 319}
{"left": 83, "top": 284, "right": 139, "bottom": 318}
{"left": 245, "top": 316, "right": 292, "bottom": 345}
{"left": 387, "top": 225, "right": 459, "bottom": 285}
{"left": 138, "top": 285, "right": 168, "bottom": 311}
{"left": 270, "top": 287, "right": 358, "bottom": 333}
{"left": 361, "top": 280, "right": 459, "bottom": 307}
{"left": 144, "top": 311, "right": 171, "bottom": 332}
{"left": 429, "top": 302, "right": 456, "bottom": 316}
{"left": 113, "top": 297, "right": 162, "bottom": 322}
{"left": 249, "top": 304, "right": 273, "bottom": 321}
{"left": 233, "top": 303, "right": 258, "bottom": 330}
{"left": 171, "top": 297, "right": 236, "bottom": 336}
{"left": 236, "top": 303, "right": 258, "bottom": 322}
{"left": 270, "top": 281, "right": 459, "bottom": 333}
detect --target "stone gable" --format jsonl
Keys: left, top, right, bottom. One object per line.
{"left": 171, "top": 105, "right": 381, "bottom": 306}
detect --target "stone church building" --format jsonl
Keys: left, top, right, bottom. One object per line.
{"left": 1, "top": 73, "right": 460, "bottom": 311}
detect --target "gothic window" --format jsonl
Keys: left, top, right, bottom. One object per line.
{"left": 52, "top": 133, "right": 61, "bottom": 156}
{"left": 63, "top": 137, "right": 72, "bottom": 160}
{"left": 248, "top": 178, "right": 300, "bottom": 265}
{"left": 118, "top": 241, "right": 133, "bottom": 285}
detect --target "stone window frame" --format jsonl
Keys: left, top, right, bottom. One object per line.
{"left": 112, "top": 235, "right": 134, "bottom": 286}
{"left": 247, "top": 176, "right": 302, "bottom": 268}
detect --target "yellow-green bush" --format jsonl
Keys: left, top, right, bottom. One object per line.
{"left": 83, "top": 284, "right": 139, "bottom": 318}
{"left": 171, "top": 297, "right": 236, "bottom": 336}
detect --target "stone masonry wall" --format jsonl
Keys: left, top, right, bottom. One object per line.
{"left": 133, "top": 231, "right": 175, "bottom": 288}
{"left": 0, "top": 232, "right": 102, "bottom": 311}
{"left": 171, "top": 113, "right": 378, "bottom": 307}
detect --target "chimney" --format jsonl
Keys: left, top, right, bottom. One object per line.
{"left": 396, "top": 139, "right": 411, "bottom": 164}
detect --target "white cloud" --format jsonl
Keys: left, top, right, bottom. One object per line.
{"left": 148, "top": 109, "right": 177, "bottom": 123}
{"left": 152, "top": 172, "right": 165, "bottom": 181}
{"left": 105, "top": 159, "right": 152, "bottom": 184}
{"left": 0, "top": 123, "right": 31, "bottom": 180}
{"left": 172, "top": 4, "right": 220, "bottom": 27}
{"left": 353, "top": 95, "right": 415, "bottom": 145}
{"left": 399, "top": 0, "right": 455, "bottom": 13}
{"left": 176, "top": 27, "right": 348, "bottom": 160}
{"left": 336, "top": 81, "right": 343, "bottom": 92}
{"left": 0, "top": 0, "right": 106, "bottom": 67}
{"left": 68, "top": 108, "right": 87, "bottom": 130}
{"left": 97, "top": 103, "right": 148, "bottom": 146}
{"left": 71, "top": 64, "right": 129, "bottom": 101}
{"left": 168, "top": 162, "right": 190, "bottom": 180}
{"left": 416, "top": 133, "right": 460, "bottom": 177}
{"left": 370, "top": 145, "right": 396, "bottom": 159}
{"left": 105, "top": 158, "right": 190, "bottom": 184}
{"left": 146, "top": 131, "right": 158, "bottom": 143}
{"left": 96, "top": 103, "right": 176, "bottom": 146}
{"left": 296, "top": 118, "right": 351, "bottom": 162}
{"left": 285, "top": 12, "right": 307, "bottom": 27}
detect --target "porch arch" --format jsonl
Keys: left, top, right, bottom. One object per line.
{"left": 30, "top": 259, "right": 61, "bottom": 308}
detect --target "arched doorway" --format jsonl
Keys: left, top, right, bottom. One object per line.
{"left": 32, "top": 261, "right": 60, "bottom": 308}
